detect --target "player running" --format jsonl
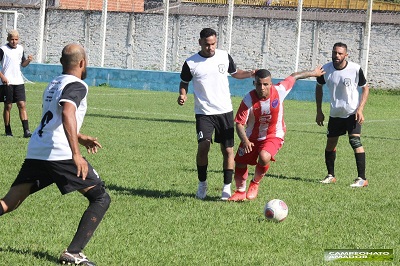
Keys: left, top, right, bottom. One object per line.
{"left": 229, "top": 66, "right": 325, "bottom": 201}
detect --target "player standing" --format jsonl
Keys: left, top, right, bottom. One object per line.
{"left": 316, "top": 42, "right": 370, "bottom": 187}
{"left": 0, "top": 29, "right": 33, "bottom": 137}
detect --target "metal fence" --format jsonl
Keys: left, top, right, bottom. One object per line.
{"left": 0, "top": 0, "right": 399, "bottom": 88}
{"left": 181, "top": 0, "right": 400, "bottom": 11}
{"left": 2, "top": 0, "right": 400, "bottom": 11}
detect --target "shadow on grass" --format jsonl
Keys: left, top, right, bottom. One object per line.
{"left": 107, "top": 183, "right": 193, "bottom": 198}
{"left": 106, "top": 183, "right": 226, "bottom": 202}
{"left": 0, "top": 246, "right": 57, "bottom": 263}
{"left": 106, "top": 174, "right": 317, "bottom": 202}
{"left": 182, "top": 168, "right": 317, "bottom": 183}
{"left": 87, "top": 113, "right": 194, "bottom": 124}
{"left": 268, "top": 173, "right": 317, "bottom": 183}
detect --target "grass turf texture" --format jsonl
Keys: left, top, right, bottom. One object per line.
{"left": 0, "top": 83, "right": 399, "bottom": 265}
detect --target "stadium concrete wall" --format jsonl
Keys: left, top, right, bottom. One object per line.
{"left": 1, "top": 6, "right": 399, "bottom": 89}
{"left": 23, "top": 63, "right": 329, "bottom": 102}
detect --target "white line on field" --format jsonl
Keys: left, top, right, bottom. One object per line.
{"left": 90, "top": 107, "right": 193, "bottom": 119}
{"left": 28, "top": 89, "right": 157, "bottom": 97}
{"left": 91, "top": 107, "right": 400, "bottom": 123}
{"left": 90, "top": 92, "right": 158, "bottom": 96}
{"left": 288, "top": 119, "right": 400, "bottom": 125}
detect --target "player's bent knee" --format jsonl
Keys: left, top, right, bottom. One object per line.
{"left": 349, "top": 136, "right": 362, "bottom": 149}
{"left": 84, "top": 184, "right": 111, "bottom": 210}
{"left": 258, "top": 151, "right": 272, "bottom": 164}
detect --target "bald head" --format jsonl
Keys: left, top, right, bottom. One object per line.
{"left": 60, "top": 43, "right": 87, "bottom": 79}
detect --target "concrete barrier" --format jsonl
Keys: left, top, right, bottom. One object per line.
{"left": 22, "top": 63, "right": 330, "bottom": 102}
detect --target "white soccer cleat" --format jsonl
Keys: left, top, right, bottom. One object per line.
{"left": 350, "top": 177, "right": 369, "bottom": 188}
{"left": 221, "top": 184, "right": 231, "bottom": 201}
{"left": 320, "top": 174, "right": 337, "bottom": 184}
{"left": 196, "top": 181, "right": 207, "bottom": 199}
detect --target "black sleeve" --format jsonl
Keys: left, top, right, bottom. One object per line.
{"left": 358, "top": 68, "right": 367, "bottom": 87}
{"left": 227, "top": 54, "right": 237, "bottom": 74}
{"left": 0, "top": 48, "right": 3, "bottom": 61}
{"left": 316, "top": 75, "right": 326, "bottom": 85}
{"left": 60, "top": 82, "right": 87, "bottom": 108}
{"left": 180, "top": 61, "right": 192, "bottom": 82}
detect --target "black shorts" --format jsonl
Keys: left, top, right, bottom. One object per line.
{"left": 0, "top": 84, "right": 26, "bottom": 103}
{"left": 12, "top": 159, "right": 104, "bottom": 195}
{"left": 327, "top": 115, "right": 361, "bottom": 137}
{"left": 195, "top": 111, "right": 234, "bottom": 148}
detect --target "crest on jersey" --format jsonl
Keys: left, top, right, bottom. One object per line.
{"left": 218, "top": 64, "right": 226, "bottom": 74}
{"left": 344, "top": 78, "right": 351, "bottom": 87}
{"left": 272, "top": 99, "right": 279, "bottom": 108}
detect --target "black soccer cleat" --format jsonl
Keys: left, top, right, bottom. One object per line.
{"left": 23, "top": 130, "right": 32, "bottom": 138}
{"left": 59, "top": 250, "right": 96, "bottom": 266}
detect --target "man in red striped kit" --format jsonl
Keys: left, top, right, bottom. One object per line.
{"left": 229, "top": 66, "right": 325, "bottom": 201}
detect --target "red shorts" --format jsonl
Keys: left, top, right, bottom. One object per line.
{"left": 235, "top": 137, "right": 284, "bottom": 165}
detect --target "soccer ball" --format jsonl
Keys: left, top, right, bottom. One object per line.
{"left": 264, "top": 199, "right": 288, "bottom": 222}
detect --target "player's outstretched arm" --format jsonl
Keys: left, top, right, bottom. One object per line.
{"left": 231, "top": 69, "right": 257, "bottom": 79}
{"left": 291, "top": 65, "right": 325, "bottom": 80}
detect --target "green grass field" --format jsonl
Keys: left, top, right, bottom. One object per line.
{"left": 0, "top": 83, "right": 399, "bottom": 265}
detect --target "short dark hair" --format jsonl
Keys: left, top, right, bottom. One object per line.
{"left": 333, "top": 42, "right": 347, "bottom": 51}
{"left": 200, "top": 28, "right": 217, "bottom": 39}
{"left": 255, "top": 69, "right": 271, "bottom": 79}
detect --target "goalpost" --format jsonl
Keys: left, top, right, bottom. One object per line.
{"left": 0, "top": 9, "right": 34, "bottom": 84}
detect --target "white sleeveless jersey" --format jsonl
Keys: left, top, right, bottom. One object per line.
{"left": 0, "top": 44, "right": 25, "bottom": 85}
{"left": 183, "top": 49, "right": 234, "bottom": 115}
{"left": 27, "top": 74, "right": 88, "bottom": 160}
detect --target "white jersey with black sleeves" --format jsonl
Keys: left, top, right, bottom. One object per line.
{"left": 181, "top": 49, "right": 237, "bottom": 115}
{"left": 317, "top": 61, "right": 367, "bottom": 118}
{"left": 27, "top": 74, "right": 88, "bottom": 160}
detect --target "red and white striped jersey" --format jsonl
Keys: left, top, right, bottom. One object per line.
{"left": 234, "top": 76, "right": 295, "bottom": 141}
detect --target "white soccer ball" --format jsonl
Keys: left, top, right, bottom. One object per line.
{"left": 264, "top": 199, "right": 288, "bottom": 222}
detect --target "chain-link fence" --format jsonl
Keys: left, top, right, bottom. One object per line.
{"left": 0, "top": 0, "right": 399, "bottom": 88}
